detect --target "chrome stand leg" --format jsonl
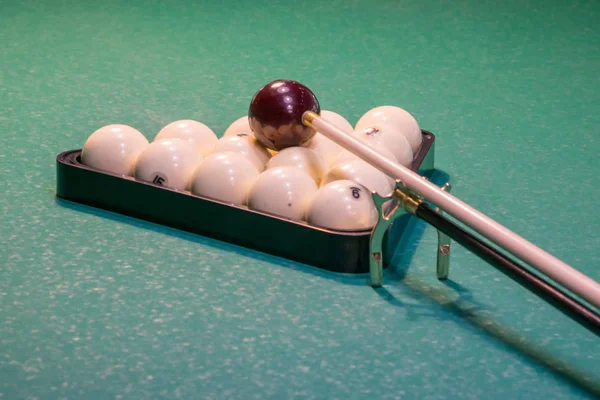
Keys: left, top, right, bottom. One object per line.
{"left": 436, "top": 183, "right": 452, "bottom": 280}
{"left": 369, "top": 192, "right": 404, "bottom": 287}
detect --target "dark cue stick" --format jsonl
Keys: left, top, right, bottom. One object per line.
{"left": 415, "top": 202, "right": 600, "bottom": 336}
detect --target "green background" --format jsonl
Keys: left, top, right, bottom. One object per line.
{"left": 1, "top": 0, "right": 599, "bottom": 398}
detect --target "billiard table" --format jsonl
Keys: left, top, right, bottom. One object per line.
{"left": 1, "top": 0, "right": 599, "bottom": 398}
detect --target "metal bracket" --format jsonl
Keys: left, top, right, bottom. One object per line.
{"left": 368, "top": 178, "right": 453, "bottom": 286}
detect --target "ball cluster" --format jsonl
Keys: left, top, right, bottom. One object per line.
{"left": 80, "top": 80, "right": 422, "bottom": 231}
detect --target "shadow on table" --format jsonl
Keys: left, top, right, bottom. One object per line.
{"left": 55, "top": 169, "right": 600, "bottom": 397}
{"left": 377, "top": 271, "right": 600, "bottom": 397}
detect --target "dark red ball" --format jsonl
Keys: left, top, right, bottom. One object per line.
{"left": 248, "top": 79, "right": 320, "bottom": 150}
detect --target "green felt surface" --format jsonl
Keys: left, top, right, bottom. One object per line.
{"left": 2, "top": 0, "right": 600, "bottom": 398}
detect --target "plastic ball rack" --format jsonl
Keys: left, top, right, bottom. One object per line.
{"left": 55, "top": 130, "right": 439, "bottom": 278}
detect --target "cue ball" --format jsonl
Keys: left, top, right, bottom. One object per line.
{"left": 321, "top": 159, "right": 395, "bottom": 196}
{"left": 355, "top": 106, "right": 422, "bottom": 153}
{"left": 154, "top": 119, "right": 218, "bottom": 157}
{"left": 353, "top": 124, "right": 413, "bottom": 167}
{"left": 191, "top": 152, "right": 260, "bottom": 205}
{"left": 210, "top": 134, "right": 271, "bottom": 171}
{"left": 81, "top": 124, "right": 149, "bottom": 176}
{"left": 307, "top": 180, "right": 378, "bottom": 231}
{"left": 134, "top": 138, "right": 202, "bottom": 191}
{"left": 247, "top": 167, "right": 318, "bottom": 221}
{"left": 304, "top": 110, "right": 353, "bottom": 167}
{"left": 265, "top": 147, "right": 328, "bottom": 185}
{"left": 223, "top": 116, "right": 253, "bottom": 137}
{"left": 248, "top": 79, "right": 320, "bottom": 150}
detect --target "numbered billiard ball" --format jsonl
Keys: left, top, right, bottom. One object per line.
{"left": 265, "top": 147, "right": 328, "bottom": 185}
{"left": 134, "top": 138, "right": 202, "bottom": 191}
{"left": 355, "top": 106, "right": 422, "bottom": 153}
{"left": 248, "top": 79, "right": 320, "bottom": 150}
{"left": 352, "top": 124, "right": 413, "bottom": 167}
{"left": 81, "top": 124, "right": 149, "bottom": 176}
{"left": 154, "top": 119, "right": 218, "bottom": 157}
{"left": 223, "top": 116, "right": 253, "bottom": 137}
{"left": 322, "top": 159, "right": 395, "bottom": 197}
{"left": 307, "top": 180, "right": 378, "bottom": 231}
{"left": 210, "top": 134, "right": 271, "bottom": 171}
{"left": 304, "top": 110, "right": 353, "bottom": 167}
{"left": 247, "top": 167, "right": 318, "bottom": 221}
{"left": 190, "top": 152, "right": 260, "bottom": 205}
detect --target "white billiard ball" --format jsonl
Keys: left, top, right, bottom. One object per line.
{"left": 266, "top": 147, "right": 328, "bottom": 185}
{"left": 154, "top": 119, "right": 218, "bottom": 157}
{"left": 355, "top": 106, "right": 422, "bottom": 153}
{"left": 331, "top": 135, "right": 398, "bottom": 167}
{"left": 210, "top": 134, "right": 271, "bottom": 171}
{"left": 223, "top": 116, "right": 253, "bottom": 137}
{"left": 81, "top": 124, "right": 149, "bottom": 176}
{"left": 321, "top": 159, "right": 395, "bottom": 196}
{"left": 190, "top": 152, "right": 260, "bottom": 205}
{"left": 353, "top": 124, "right": 413, "bottom": 167}
{"left": 307, "top": 180, "right": 378, "bottom": 231}
{"left": 134, "top": 138, "right": 202, "bottom": 191}
{"left": 247, "top": 167, "right": 318, "bottom": 221}
{"left": 304, "top": 110, "right": 353, "bottom": 167}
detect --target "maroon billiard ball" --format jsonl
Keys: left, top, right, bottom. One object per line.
{"left": 248, "top": 79, "right": 320, "bottom": 151}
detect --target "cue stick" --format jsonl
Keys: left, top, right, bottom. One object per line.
{"left": 302, "top": 111, "right": 600, "bottom": 310}
{"left": 416, "top": 202, "right": 600, "bottom": 335}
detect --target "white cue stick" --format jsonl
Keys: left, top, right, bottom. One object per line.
{"left": 302, "top": 111, "right": 600, "bottom": 309}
